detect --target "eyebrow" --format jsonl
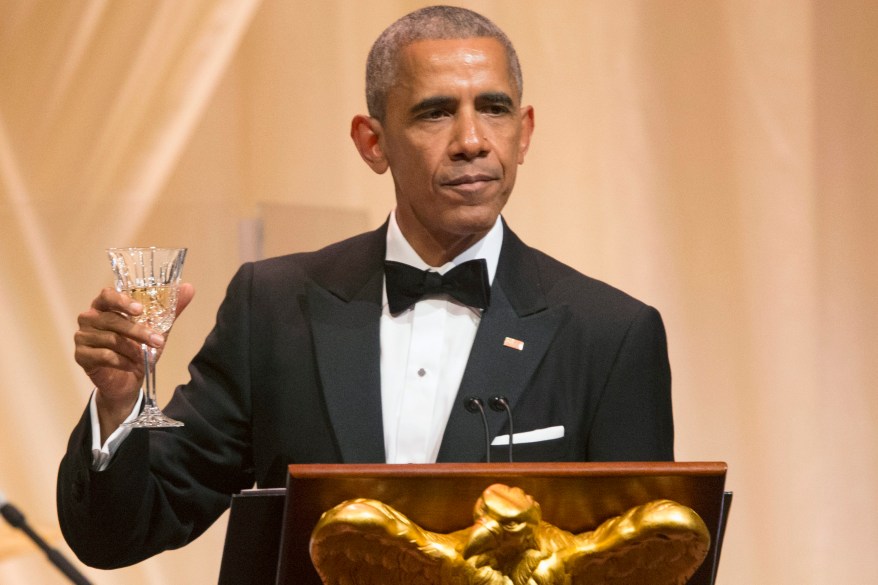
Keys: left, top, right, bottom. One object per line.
{"left": 476, "top": 92, "right": 514, "bottom": 107}
{"left": 410, "top": 95, "right": 457, "bottom": 115}
{"left": 410, "top": 92, "right": 515, "bottom": 115}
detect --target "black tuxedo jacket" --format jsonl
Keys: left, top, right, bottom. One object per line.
{"left": 57, "top": 221, "right": 672, "bottom": 568}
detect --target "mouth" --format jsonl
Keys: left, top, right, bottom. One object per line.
{"left": 442, "top": 173, "right": 497, "bottom": 192}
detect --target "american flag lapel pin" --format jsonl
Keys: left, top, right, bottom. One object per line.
{"left": 503, "top": 337, "right": 524, "bottom": 351}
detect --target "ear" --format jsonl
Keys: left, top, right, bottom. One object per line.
{"left": 350, "top": 115, "right": 389, "bottom": 174}
{"left": 516, "top": 106, "right": 535, "bottom": 165}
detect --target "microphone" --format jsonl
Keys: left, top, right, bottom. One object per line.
{"left": 489, "top": 395, "right": 514, "bottom": 463}
{"left": 0, "top": 490, "right": 93, "bottom": 585}
{"left": 464, "top": 397, "right": 491, "bottom": 463}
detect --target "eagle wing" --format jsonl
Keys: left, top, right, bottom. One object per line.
{"left": 547, "top": 499, "right": 711, "bottom": 585}
{"left": 310, "top": 498, "right": 471, "bottom": 585}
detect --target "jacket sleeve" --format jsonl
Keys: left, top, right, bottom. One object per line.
{"left": 57, "top": 264, "right": 259, "bottom": 569}
{"left": 586, "top": 304, "right": 674, "bottom": 461}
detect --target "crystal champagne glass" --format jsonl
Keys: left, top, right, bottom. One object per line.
{"left": 107, "top": 247, "right": 187, "bottom": 428}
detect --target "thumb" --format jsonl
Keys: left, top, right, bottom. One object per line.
{"left": 159, "top": 283, "right": 194, "bottom": 348}
{"left": 175, "top": 282, "right": 195, "bottom": 318}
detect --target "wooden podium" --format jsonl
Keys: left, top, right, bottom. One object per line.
{"left": 219, "top": 462, "right": 730, "bottom": 585}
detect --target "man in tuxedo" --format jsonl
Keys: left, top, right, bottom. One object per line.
{"left": 58, "top": 6, "right": 673, "bottom": 568}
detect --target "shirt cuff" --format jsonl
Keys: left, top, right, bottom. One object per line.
{"left": 89, "top": 389, "right": 143, "bottom": 471}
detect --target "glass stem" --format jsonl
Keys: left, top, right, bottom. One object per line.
{"left": 141, "top": 343, "right": 158, "bottom": 409}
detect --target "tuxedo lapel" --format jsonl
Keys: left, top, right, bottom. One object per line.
{"left": 437, "top": 226, "right": 567, "bottom": 462}
{"left": 304, "top": 221, "right": 566, "bottom": 464}
{"left": 306, "top": 227, "right": 387, "bottom": 463}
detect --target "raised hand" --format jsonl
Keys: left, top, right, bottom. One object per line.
{"left": 74, "top": 283, "right": 194, "bottom": 441}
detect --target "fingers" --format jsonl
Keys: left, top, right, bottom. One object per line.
{"left": 75, "top": 289, "right": 163, "bottom": 375}
{"left": 86, "top": 288, "right": 164, "bottom": 346}
{"left": 91, "top": 286, "right": 139, "bottom": 316}
{"left": 75, "top": 283, "right": 195, "bottom": 384}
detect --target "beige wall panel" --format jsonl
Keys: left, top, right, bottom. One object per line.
{"left": 1, "top": 0, "right": 876, "bottom": 583}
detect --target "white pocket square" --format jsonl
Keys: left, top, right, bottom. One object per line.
{"left": 491, "top": 425, "right": 564, "bottom": 446}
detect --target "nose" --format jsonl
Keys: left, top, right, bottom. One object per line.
{"left": 449, "top": 110, "right": 489, "bottom": 161}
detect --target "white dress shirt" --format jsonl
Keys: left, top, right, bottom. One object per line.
{"left": 90, "top": 212, "right": 503, "bottom": 468}
{"left": 381, "top": 212, "right": 501, "bottom": 463}
{"left": 90, "top": 390, "right": 141, "bottom": 471}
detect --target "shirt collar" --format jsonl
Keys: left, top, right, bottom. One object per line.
{"left": 384, "top": 210, "right": 503, "bottom": 285}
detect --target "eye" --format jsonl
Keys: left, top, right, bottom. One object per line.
{"left": 418, "top": 109, "right": 449, "bottom": 121}
{"left": 486, "top": 105, "right": 510, "bottom": 115}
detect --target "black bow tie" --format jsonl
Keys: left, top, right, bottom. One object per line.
{"left": 384, "top": 259, "right": 491, "bottom": 314}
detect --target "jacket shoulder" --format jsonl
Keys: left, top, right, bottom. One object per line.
{"left": 502, "top": 225, "right": 653, "bottom": 320}
{"left": 534, "top": 248, "right": 648, "bottom": 311}
{"left": 243, "top": 227, "right": 385, "bottom": 290}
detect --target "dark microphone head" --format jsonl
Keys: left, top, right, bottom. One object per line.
{"left": 488, "top": 396, "right": 514, "bottom": 463}
{"left": 0, "top": 490, "right": 26, "bottom": 528}
{"left": 464, "top": 397, "right": 486, "bottom": 413}
{"left": 489, "top": 396, "right": 510, "bottom": 412}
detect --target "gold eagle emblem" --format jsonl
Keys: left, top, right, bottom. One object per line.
{"left": 311, "top": 483, "right": 710, "bottom": 585}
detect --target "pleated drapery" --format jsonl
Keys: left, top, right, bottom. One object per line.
{"left": 1, "top": 1, "right": 875, "bottom": 583}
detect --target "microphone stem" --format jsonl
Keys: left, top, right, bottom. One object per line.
{"left": 475, "top": 404, "right": 491, "bottom": 463}
{"left": 1, "top": 503, "right": 92, "bottom": 585}
{"left": 490, "top": 396, "right": 514, "bottom": 463}
{"left": 502, "top": 402, "right": 514, "bottom": 463}
{"left": 464, "top": 398, "right": 492, "bottom": 463}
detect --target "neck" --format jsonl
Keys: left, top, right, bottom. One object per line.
{"left": 395, "top": 216, "right": 490, "bottom": 267}
{"left": 413, "top": 235, "right": 484, "bottom": 267}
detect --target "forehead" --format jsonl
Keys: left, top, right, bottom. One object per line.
{"left": 393, "top": 37, "right": 515, "bottom": 96}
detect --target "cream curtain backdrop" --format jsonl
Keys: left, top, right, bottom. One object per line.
{"left": 1, "top": 0, "right": 876, "bottom": 583}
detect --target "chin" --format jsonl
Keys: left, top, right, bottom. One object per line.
{"left": 444, "top": 219, "right": 498, "bottom": 240}
{"left": 444, "top": 204, "right": 504, "bottom": 235}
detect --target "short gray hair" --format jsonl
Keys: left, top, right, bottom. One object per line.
{"left": 365, "top": 5, "right": 523, "bottom": 121}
